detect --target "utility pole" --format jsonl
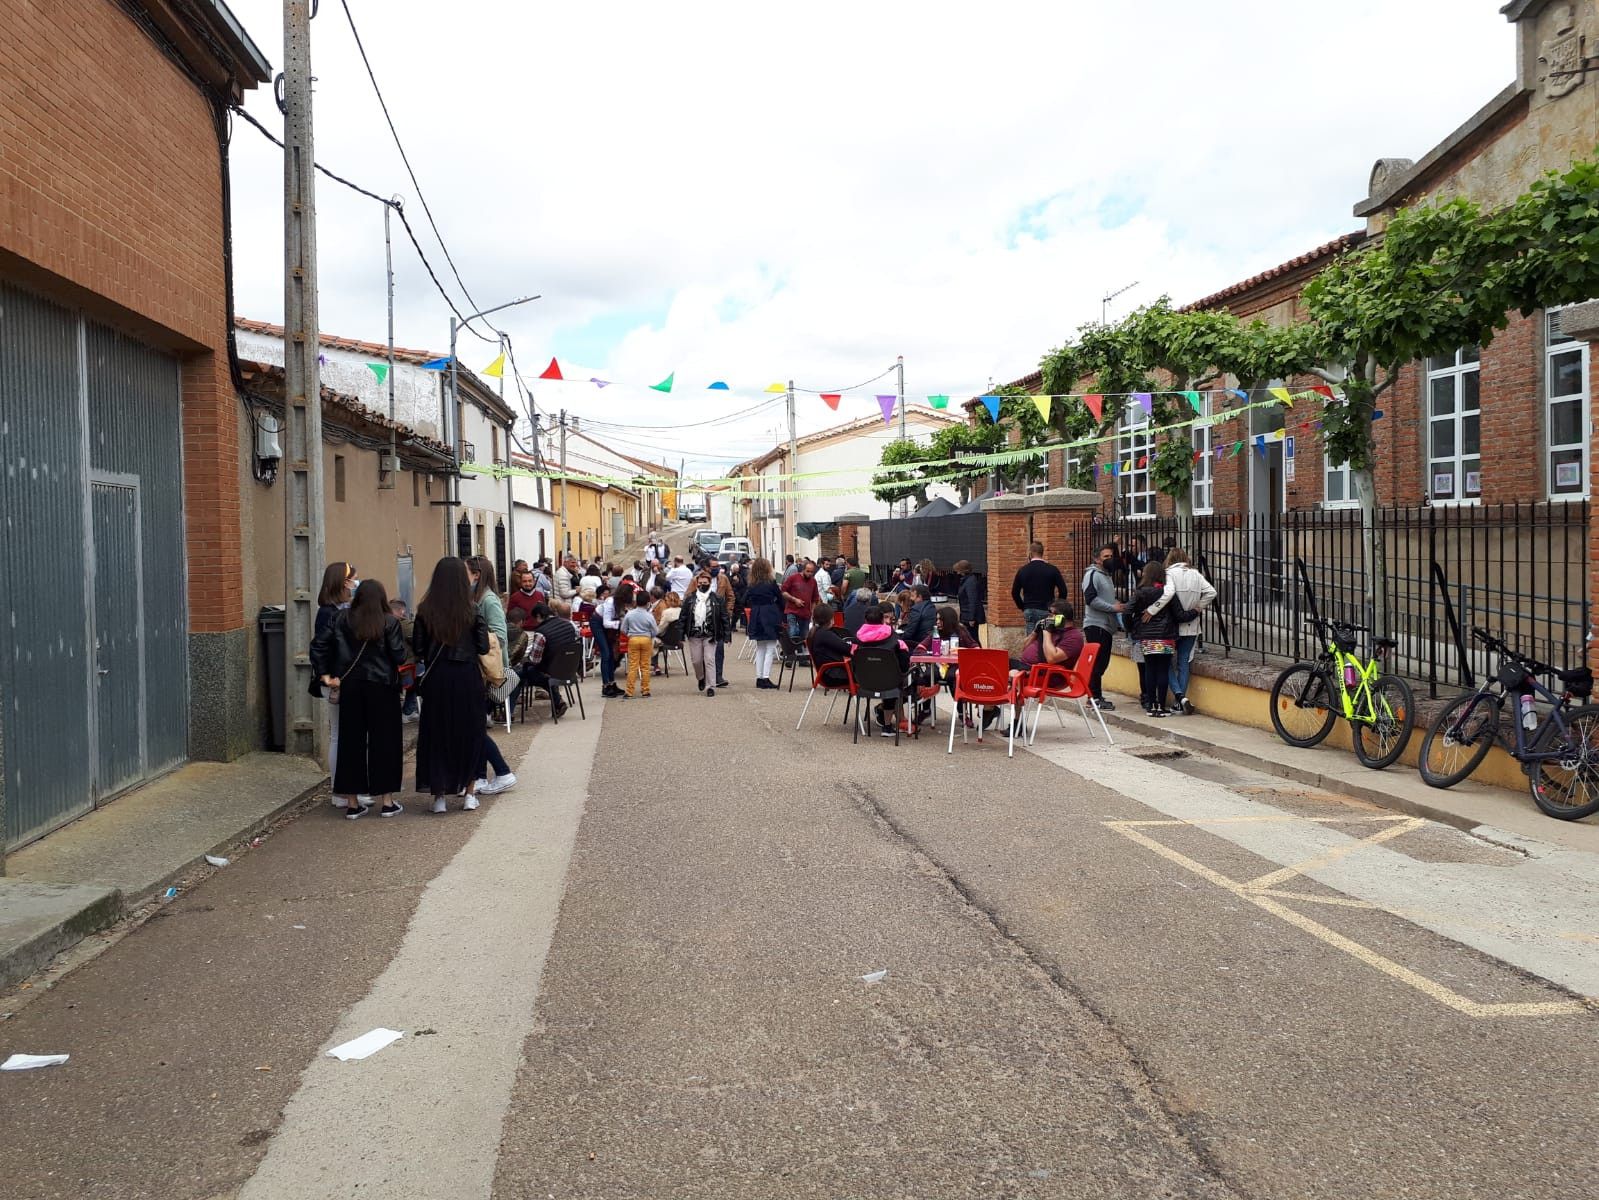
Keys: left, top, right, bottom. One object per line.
{"left": 378, "top": 199, "right": 398, "bottom": 491}
{"left": 786, "top": 380, "right": 797, "bottom": 561}
{"left": 559, "top": 409, "right": 569, "bottom": 557}
{"left": 282, "top": 0, "right": 325, "bottom": 761}
{"left": 498, "top": 333, "right": 514, "bottom": 569}
{"left": 897, "top": 354, "right": 907, "bottom": 517}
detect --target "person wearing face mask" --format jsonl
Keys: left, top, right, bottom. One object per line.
{"left": 1080, "top": 543, "right": 1125, "bottom": 710}
{"left": 676, "top": 572, "right": 730, "bottom": 696}
{"left": 313, "top": 561, "right": 366, "bottom": 808}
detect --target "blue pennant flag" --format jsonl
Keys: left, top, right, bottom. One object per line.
{"left": 980, "top": 394, "right": 1001, "bottom": 422}
{"left": 420, "top": 356, "right": 451, "bottom": 371}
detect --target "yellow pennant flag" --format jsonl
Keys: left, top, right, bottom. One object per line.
{"left": 481, "top": 353, "right": 506, "bottom": 378}
{"left": 765, "top": 382, "right": 787, "bottom": 393}
{"left": 1031, "top": 394, "right": 1052, "bottom": 423}
{"left": 1270, "top": 386, "right": 1293, "bottom": 407}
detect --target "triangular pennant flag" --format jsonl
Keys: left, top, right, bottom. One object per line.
{"left": 366, "top": 363, "right": 389, "bottom": 384}
{"left": 1214, "top": 445, "right": 1225, "bottom": 460}
{"left": 980, "top": 395, "right": 1001, "bottom": 422}
{"left": 481, "top": 353, "right": 506, "bottom": 378}
{"left": 1121, "top": 460, "right": 1134, "bottom": 475}
{"left": 1270, "top": 386, "right": 1293, "bottom": 407}
{"left": 539, "top": 357, "right": 563, "bottom": 380}
{"left": 1254, "top": 435, "right": 1267, "bottom": 459}
{"left": 1084, "top": 393, "right": 1104, "bottom": 422}
{"left": 651, "top": 373, "right": 675, "bottom": 393}
{"left": 421, "top": 356, "right": 451, "bottom": 371}
{"left": 1372, "top": 409, "right": 1385, "bottom": 422}
{"left": 765, "top": 382, "right": 787, "bottom": 394}
{"left": 589, "top": 377, "right": 612, "bottom": 388}
{"left": 1231, "top": 388, "right": 1249, "bottom": 403}
{"left": 1310, "top": 385, "right": 1335, "bottom": 399}
{"left": 1092, "top": 464, "right": 1100, "bottom": 479}
{"left": 928, "top": 394, "right": 950, "bottom": 409}
{"left": 1192, "top": 449, "right": 1203, "bottom": 465}
{"left": 876, "top": 394, "right": 897, "bottom": 426}
{"left": 1183, "top": 390, "right": 1203, "bottom": 415}
{"left": 707, "top": 381, "right": 730, "bottom": 391}
{"left": 1031, "top": 394, "right": 1052, "bottom": 422}
{"left": 1137, "top": 454, "right": 1149, "bottom": 468}
{"left": 1231, "top": 440, "right": 1244, "bottom": 457}
{"left": 820, "top": 393, "right": 842, "bottom": 410}
{"left": 1134, "top": 392, "right": 1153, "bottom": 415}
{"left": 1107, "top": 462, "right": 1120, "bottom": 478}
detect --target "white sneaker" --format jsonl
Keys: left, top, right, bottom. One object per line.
{"left": 430, "top": 797, "right": 448, "bottom": 814}
{"left": 463, "top": 794, "right": 480, "bottom": 811}
{"left": 479, "top": 772, "right": 517, "bottom": 796}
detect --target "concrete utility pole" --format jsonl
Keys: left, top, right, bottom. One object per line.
{"left": 378, "top": 199, "right": 398, "bottom": 491}
{"left": 786, "top": 380, "right": 797, "bottom": 560}
{"left": 282, "top": 0, "right": 326, "bottom": 760}
{"left": 897, "top": 354, "right": 907, "bottom": 517}
{"left": 559, "top": 409, "right": 569, "bottom": 557}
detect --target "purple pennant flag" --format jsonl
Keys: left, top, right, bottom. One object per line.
{"left": 1134, "top": 392, "right": 1153, "bottom": 416}
{"left": 876, "top": 394, "right": 898, "bottom": 426}
{"left": 589, "top": 377, "right": 612, "bottom": 388}
{"left": 1214, "top": 445, "right": 1225, "bottom": 460}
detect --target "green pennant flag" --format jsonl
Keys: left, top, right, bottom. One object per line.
{"left": 366, "top": 363, "right": 389, "bottom": 384}
{"left": 1231, "top": 440, "right": 1244, "bottom": 458}
{"left": 928, "top": 394, "right": 950, "bottom": 410}
{"left": 1183, "top": 390, "right": 1203, "bottom": 415}
{"left": 651, "top": 372, "right": 675, "bottom": 393}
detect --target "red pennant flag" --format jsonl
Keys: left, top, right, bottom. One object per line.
{"left": 1310, "top": 385, "right": 1334, "bottom": 399}
{"left": 1137, "top": 454, "right": 1148, "bottom": 468}
{"left": 1192, "top": 449, "right": 1203, "bottom": 465}
{"left": 539, "top": 357, "right": 564, "bottom": 381}
{"left": 820, "top": 393, "right": 841, "bottom": 410}
{"left": 1084, "top": 394, "right": 1104, "bottom": 422}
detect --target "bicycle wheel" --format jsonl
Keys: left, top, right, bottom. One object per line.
{"left": 1418, "top": 690, "right": 1501, "bottom": 789}
{"left": 1270, "top": 663, "right": 1337, "bottom": 748}
{"left": 1528, "top": 704, "right": 1599, "bottom": 821}
{"left": 1352, "top": 674, "right": 1415, "bottom": 770}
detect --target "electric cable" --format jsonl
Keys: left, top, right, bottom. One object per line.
{"left": 792, "top": 363, "right": 898, "bottom": 394}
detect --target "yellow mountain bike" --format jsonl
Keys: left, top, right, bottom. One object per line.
{"left": 1269, "top": 617, "right": 1416, "bottom": 769}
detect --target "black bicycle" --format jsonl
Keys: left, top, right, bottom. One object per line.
{"left": 1417, "top": 627, "right": 1599, "bottom": 820}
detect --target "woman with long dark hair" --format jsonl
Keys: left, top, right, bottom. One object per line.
{"left": 312, "top": 578, "right": 407, "bottom": 818}
{"left": 313, "top": 561, "right": 357, "bottom": 807}
{"left": 745, "top": 557, "right": 782, "bottom": 688}
{"left": 467, "top": 555, "right": 518, "bottom": 796}
{"left": 414, "top": 557, "right": 490, "bottom": 811}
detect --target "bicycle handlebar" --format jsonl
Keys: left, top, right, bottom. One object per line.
{"left": 1470, "top": 626, "right": 1563, "bottom": 681}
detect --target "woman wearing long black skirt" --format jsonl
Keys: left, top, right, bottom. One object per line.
{"left": 311, "top": 578, "right": 408, "bottom": 819}
{"left": 413, "top": 556, "right": 490, "bottom": 813}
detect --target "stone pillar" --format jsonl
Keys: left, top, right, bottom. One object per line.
{"left": 1556, "top": 301, "right": 1599, "bottom": 670}
{"left": 981, "top": 487, "right": 1104, "bottom": 652}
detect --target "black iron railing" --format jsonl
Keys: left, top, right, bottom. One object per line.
{"left": 1091, "top": 503, "right": 1590, "bottom": 698}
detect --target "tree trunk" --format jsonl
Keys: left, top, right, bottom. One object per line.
{"left": 1352, "top": 361, "right": 1387, "bottom": 637}
{"left": 1174, "top": 490, "right": 1195, "bottom": 546}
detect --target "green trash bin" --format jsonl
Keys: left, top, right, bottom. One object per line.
{"left": 258, "top": 605, "right": 286, "bottom": 750}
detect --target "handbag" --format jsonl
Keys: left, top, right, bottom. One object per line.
{"left": 479, "top": 632, "right": 506, "bottom": 688}
{"left": 326, "top": 641, "right": 368, "bottom": 706}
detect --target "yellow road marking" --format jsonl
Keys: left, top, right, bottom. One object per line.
{"left": 1104, "top": 820, "right": 1592, "bottom": 1019}
{"left": 1243, "top": 818, "right": 1426, "bottom": 890}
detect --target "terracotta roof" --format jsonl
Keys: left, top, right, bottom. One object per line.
{"left": 1181, "top": 232, "right": 1366, "bottom": 312}
{"left": 238, "top": 360, "right": 453, "bottom": 464}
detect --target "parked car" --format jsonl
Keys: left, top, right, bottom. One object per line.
{"left": 717, "top": 537, "right": 753, "bottom": 560}
{"left": 692, "top": 529, "right": 725, "bottom": 562}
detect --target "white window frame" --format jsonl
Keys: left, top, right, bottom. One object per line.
{"left": 1024, "top": 453, "right": 1049, "bottom": 495}
{"left": 1324, "top": 457, "right": 1358, "bottom": 509}
{"left": 1425, "top": 347, "right": 1482, "bottom": 505}
{"left": 1118, "top": 400, "right": 1155, "bottom": 519}
{"left": 1545, "top": 306, "right": 1590, "bottom": 501}
{"left": 1190, "top": 393, "right": 1213, "bottom": 515}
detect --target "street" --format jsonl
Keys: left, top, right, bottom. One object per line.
{"left": 2, "top": 671, "right": 1597, "bottom": 1199}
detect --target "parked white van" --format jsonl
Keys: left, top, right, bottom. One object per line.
{"left": 718, "top": 537, "right": 753, "bottom": 560}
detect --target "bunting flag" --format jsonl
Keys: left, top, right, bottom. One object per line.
{"left": 651, "top": 373, "right": 675, "bottom": 393}
{"left": 707, "top": 381, "right": 730, "bottom": 390}
{"left": 1214, "top": 445, "right": 1225, "bottom": 460}
{"left": 1192, "top": 449, "right": 1203, "bottom": 465}
{"left": 1084, "top": 393, "right": 1104, "bottom": 422}
{"left": 420, "top": 356, "right": 451, "bottom": 371}
{"left": 1183, "top": 390, "right": 1203, "bottom": 415}
{"left": 1270, "top": 386, "right": 1293, "bottom": 407}
{"left": 1031, "top": 394, "right": 1052, "bottom": 422}
{"left": 1231, "top": 441, "right": 1244, "bottom": 457}
{"left": 1310, "top": 385, "right": 1335, "bottom": 399}
{"left": 365, "top": 363, "right": 389, "bottom": 384}
{"left": 820, "top": 393, "right": 842, "bottom": 410}
{"left": 539, "top": 357, "right": 564, "bottom": 380}
{"left": 1254, "top": 435, "right": 1267, "bottom": 459}
{"left": 1107, "top": 462, "right": 1120, "bottom": 478}
{"left": 980, "top": 395, "right": 1002, "bottom": 422}
{"left": 765, "top": 382, "right": 787, "bottom": 394}
{"left": 481, "top": 353, "right": 506, "bottom": 379}
{"left": 589, "top": 377, "right": 612, "bottom": 388}
{"left": 1230, "top": 389, "right": 1249, "bottom": 403}
{"left": 1372, "top": 409, "right": 1386, "bottom": 422}
{"left": 1137, "top": 454, "right": 1149, "bottom": 468}
{"left": 876, "top": 394, "right": 897, "bottom": 426}
{"left": 928, "top": 394, "right": 950, "bottom": 409}
{"left": 1134, "top": 392, "right": 1153, "bottom": 416}
{"left": 1121, "top": 460, "right": 1134, "bottom": 475}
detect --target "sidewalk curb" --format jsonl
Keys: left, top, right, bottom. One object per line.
{"left": 1095, "top": 708, "right": 1493, "bottom": 837}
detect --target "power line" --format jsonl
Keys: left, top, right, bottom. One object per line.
{"left": 578, "top": 396, "right": 786, "bottom": 432}
{"left": 793, "top": 363, "right": 898, "bottom": 394}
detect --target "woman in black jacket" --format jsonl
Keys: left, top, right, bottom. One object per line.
{"left": 955, "top": 560, "right": 986, "bottom": 645}
{"left": 675, "top": 572, "right": 730, "bottom": 697}
{"left": 413, "top": 557, "right": 492, "bottom": 811}
{"left": 312, "top": 578, "right": 407, "bottom": 818}
{"left": 1128, "top": 560, "right": 1178, "bottom": 716}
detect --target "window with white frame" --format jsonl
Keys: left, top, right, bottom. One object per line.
{"left": 1325, "top": 456, "right": 1356, "bottom": 508}
{"left": 1024, "top": 453, "right": 1049, "bottom": 494}
{"left": 1190, "top": 393, "right": 1213, "bottom": 514}
{"left": 1118, "top": 400, "right": 1155, "bottom": 517}
{"left": 1546, "top": 306, "right": 1589, "bottom": 499}
{"left": 1426, "top": 346, "right": 1481, "bottom": 502}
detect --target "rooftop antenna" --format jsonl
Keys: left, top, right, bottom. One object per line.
{"left": 1102, "top": 280, "right": 1139, "bottom": 324}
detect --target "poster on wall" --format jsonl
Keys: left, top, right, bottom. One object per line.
{"left": 1556, "top": 462, "right": 1582, "bottom": 489}
{"left": 1433, "top": 472, "right": 1454, "bottom": 497}
{"left": 1465, "top": 471, "right": 1483, "bottom": 495}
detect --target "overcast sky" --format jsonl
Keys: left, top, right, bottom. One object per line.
{"left": 225, "top": 1, "right": 1513, "bottom": 475}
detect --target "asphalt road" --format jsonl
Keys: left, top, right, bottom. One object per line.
{"left": 2, "top": 665, "right": 1595, "bottom": 1199}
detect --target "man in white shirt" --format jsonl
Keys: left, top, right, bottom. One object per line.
{"left": 644, "top": 533, "right": 668, "bottom": 564}
{"left": 553, "top": 555, "right": 579, "bottom": 601}
{"left": 813, "top": 559, "right": 832, "bottom": 603}
{"left": 665, "top": 555, "right": 696, "bottom": 598}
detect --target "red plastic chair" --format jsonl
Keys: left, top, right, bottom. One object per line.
{"left": 947, "top": 648, "right": 1019, "bottom": 754}
{"left": 795, "top": 658, "right": 854, "bottom": 730}
{"left": 1016, "top": 643, "right": 1113, "bottom": 751}
{"left": 832, "top": 609, "right": 846, "bottom": 629}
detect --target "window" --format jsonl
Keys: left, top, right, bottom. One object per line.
{"left": 334, "top": 454, "right": 346, "bottom": 502}
{"left": 1426, "top": 347, "right": 1481, "bottom": 502}
{"left": 1190, "top": 394, "right": 1213, "bottom": 514}
{"left": 491, "top": 426, "right": 501, "bottom": 464}
{"left": 1325, "top": 457, "right": 1357, "bottom": 508}
{"left": 1024, "top": 453, "right": 1049, "bottom": 495}
{"left": 1546, "top": 307, "right": 1589, "bottom": 499}
{"left": 1118, "top": 400, "right": 1155, "bottom": 518}
{"left": 412, "top": 470, "right": 421, "bottom": 507}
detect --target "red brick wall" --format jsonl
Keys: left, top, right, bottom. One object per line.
{"left": 0, "top": 0, "right": 242, "bottom": 633}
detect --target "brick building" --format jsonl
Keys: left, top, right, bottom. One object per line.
{"left": 0, "top": 0, "right": 268, "bottom": 848}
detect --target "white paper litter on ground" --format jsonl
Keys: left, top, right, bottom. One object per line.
{"left": 2, "top": 1053, "right": 69, "bottom": 1070}
{"left": 204, "top": 855, "right": 229, "bottom": 867}
{"left": 326, "top": 1028, "right": 404, "bottom": 1061}
{"left": 858, "top": 970, "right": 888, "bottom": 984}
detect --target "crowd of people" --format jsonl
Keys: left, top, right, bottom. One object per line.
{"left": 303, "top": 532, "right": 1219, "bottom": 817}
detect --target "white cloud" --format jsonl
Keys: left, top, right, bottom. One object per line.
{"left": 225, "top": 0, "right": 1512, "bottom": 472}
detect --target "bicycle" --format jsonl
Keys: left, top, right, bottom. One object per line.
{"left": 1417, "top": 627, "right": 1599, "bottom": 820}
{"left": 1269, "top": 618, "right": 1415, "bottom": 769}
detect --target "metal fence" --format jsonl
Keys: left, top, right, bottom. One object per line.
{"left": 1093, "top": 504, "right": 1590, "bottom": 698}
